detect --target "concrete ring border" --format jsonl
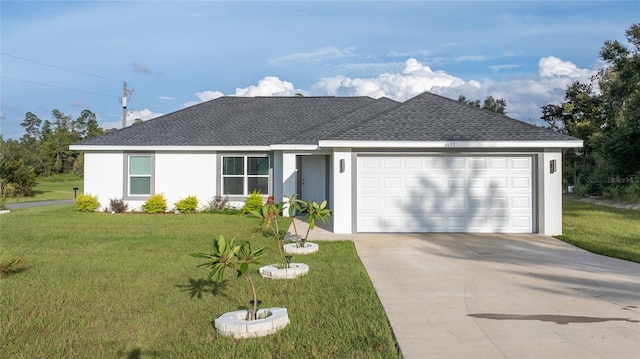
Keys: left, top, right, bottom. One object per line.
{"left": 214, "top": 308, "right": 290, "bottom": 338}
{"left": 259, "top": 263, "right": 309, "bottom": 279}
{"left": 283, "top": 242, "right": 319, "bottom": 255}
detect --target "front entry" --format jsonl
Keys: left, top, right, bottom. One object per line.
{"left": 299, "top": 155, "right": 328, "bottom": 204}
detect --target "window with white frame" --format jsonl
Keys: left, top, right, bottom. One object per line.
{"left": 222, "top": 156, "right": 269, "bottom": 195}
{"left": 128, "top": 155, "right": 152, "bottom": 196}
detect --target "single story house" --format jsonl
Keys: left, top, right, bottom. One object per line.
{"left": 70, "top": 92, "right": 582, "bottom": 235}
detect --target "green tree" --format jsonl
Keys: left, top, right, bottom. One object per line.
{"left": 20, "top": 112, "right": 42, "bottom": 145}
{"left": 595, "top": 23, "right": 640, "bottom": 186}
{"left": 482, "top": 95, "right": 507, "bottom": 114}
{"left": 540, "top": 81, "right": 604, "bottom": 190}
{"left": 540, "top": 23, "right": 640, "bottom": 198}
{"left": 0, "top": 136, "right": 37, "bottom": 197}
{"left": 458, "top": 95, "right": 507, "bottom": 114}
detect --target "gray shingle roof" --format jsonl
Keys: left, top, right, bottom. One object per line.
{"left": 76, "top": 96, "right": 378, "bottom": 146}
{"left": 75, "top": 92, "right": 577, "bottom": 147}
{"left": 330, "top": 92, "right": 577, "bottom": 142}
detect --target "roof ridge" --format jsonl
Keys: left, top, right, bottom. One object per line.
{"left": 275, "top": 97, "right": 387, "bottom": 143}
{"left": 318, "top": 98, "right": 403, "bottom": 141}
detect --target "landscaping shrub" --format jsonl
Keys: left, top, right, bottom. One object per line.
{"left": 109, "top": 198, "right": 128, "bottom": 213}
{"left": 142, "top": 194, "right": 167, "bottom": 214}
{"left": 203, "top": 194, "right": 239, "bottom": 214}
{"left": 0, "top": 252, "right": 25, "bottom": 278}
{"left": 175, "top": 196, "right": 198, "bottom": 213}
{"left": 241, "top": 190, "right": 263, "bottom": 214}
{"left": 75, "top": 194, "right": 100, "bottom": 212}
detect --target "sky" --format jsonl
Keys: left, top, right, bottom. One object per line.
{"left": 1, "top": 0, "right": 639, "bottom": 139}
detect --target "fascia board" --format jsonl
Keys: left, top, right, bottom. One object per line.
{"left": 69, "top": 145, "right": 272, "bottom": 151}
{"left": 317, "top": 140, "right": 584, "bottom": 149}
{"left": 269, "top": 144, "right": 319, "bottom": 150}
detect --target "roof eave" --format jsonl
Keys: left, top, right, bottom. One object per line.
{"left": 317, "top": 140, "right": 584, "bottom": 149}
{"left": 269, "top": 144, "right": 319, "bottom": 151}
{"left": 69, "top": 145, "right": 273, "bottom": 151}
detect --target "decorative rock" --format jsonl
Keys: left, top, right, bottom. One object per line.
{"left": 283, "top": 242, "right": 319, "bottom": 255}
{"left": 214, "top": 307, "right": 289, "bottom": 338}
{"left": 259, "top": 263, "right": 309, "bottom": 279}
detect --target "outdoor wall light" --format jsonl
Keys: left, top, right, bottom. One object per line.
{"left": 285, "top": 255, "right": 293, "bottom": 268}
{"left": 550, "top": 159, "right": 557, "bottom": 174}
{"left": 340, "top": 158, "right": 345, "bottom": 173}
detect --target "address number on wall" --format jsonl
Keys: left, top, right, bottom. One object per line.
{"left": 444, "top": 142, "right": 456, "bottom": 147}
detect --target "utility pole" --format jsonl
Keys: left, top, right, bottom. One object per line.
{"left": 121, "top": 81, "right": 128, "bottom": 128}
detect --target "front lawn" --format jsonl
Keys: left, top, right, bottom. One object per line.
{"left": 557, "top": 198, "right": 640, "bottom": 263}
{"left": 4, "top": 174, "right": 83, "bottom": 204}
{"left": 0, "top": 206, "right": 400, "bottom": 358}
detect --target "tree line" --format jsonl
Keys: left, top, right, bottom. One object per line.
{"left": 0, "top": 109, "right": 109, "bottom": 197}
{"left": 540, "top": 23, "right": 639, "bottom": 200}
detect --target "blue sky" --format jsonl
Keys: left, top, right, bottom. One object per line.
{"left": 1, "top": 1, "right": 638, "bottom": 139}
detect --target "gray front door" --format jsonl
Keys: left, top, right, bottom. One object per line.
{"left": 300, "top": 155, "right": 327, "bottom": 203}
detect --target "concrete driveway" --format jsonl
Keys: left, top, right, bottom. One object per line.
{"left": 353, "top": 234, "right": 640, "bottom": 359}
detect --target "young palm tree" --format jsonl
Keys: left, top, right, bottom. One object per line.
{"left": 191, "top": 235, "right": 268, "bottom": 320}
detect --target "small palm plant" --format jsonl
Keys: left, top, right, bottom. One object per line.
{"left": 298, "top": 199, "right": 331, "bottom": 248}
{"left": 250, "top": 197, "right": 287, "bottom": 268}
{"left": 191, "top": 235, "right": 268, "bottom": 320}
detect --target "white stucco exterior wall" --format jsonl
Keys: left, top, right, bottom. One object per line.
{"left": 331, "top": 148, "right": 352, "bottom": 234}
{"left": 538, "top": 149, "right": 563, "bottom": 236}
{"left": 154, "top": 151, "right": 217, "bottom": 210}
{"left": 83, "top": 151, "right": 124, "bottom": 210}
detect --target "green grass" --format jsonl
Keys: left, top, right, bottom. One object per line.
{"left": 557, "top": 198, "right": 640, "bottom": 263}
{"left": 5, "top": 174, "right": 83, "bottom": 204}
{"left": 0, "top": 205, "right": 400, "bottom": 358}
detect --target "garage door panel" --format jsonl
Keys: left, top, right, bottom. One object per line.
{"left": 384, "top": 158, "right": 401, "bottom": 169}
{"left": 512, "top": 216, "right": 532, "bottom": 229}
{"left": 446, "top": 158, "right": 465, "bottom": 170}
{"left": 362, "top": 177, "right": 380, "bottom": 189}
{"left": 358, "top": 155, "right": 533, "bottom": 233}
{"left": 490, "top": 158, "right": 508, "bottom": 169}
{"left": 447, "top": 177, "right": 465, "bottom": 189}
{"left": 446, "top": 197, "right": 466, "bottom": 209}
{"left": 490, "top": 177, "right": 508, "bottom": 189}
{"left": 512, "top": 197, "right": 530, "bottom": 209}
{"left": 361, "top": 158, "right": 380, "bottom": 169}
{"left": 511, "top": 177, "right": 530, "bottom": 189}
{"left": 405, "top": 158, "right": 422, "bottom": 169}
{"left": 511, "top": 158, "right": 531, "bottom": 170}
{"left": 469, "top": 197, "right": 487, "bottom": 209}
{"left": 428, "top": 158, "right": 444, "bottom": 169}
{"left": 424, "top": 197, "right": 444, "bottom": 210}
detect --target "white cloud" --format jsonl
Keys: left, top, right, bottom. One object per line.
{"left": 268, "top": 47, "right": 354, "bottom": 65}
{"left": 234, "top": 76, "right": 299, "bottom": 97}
{"left": 313, "top": 58, "right": 465, "bottom": 101}
{"left": 158, "top": 96, "right": 175, "bottom": 101}
{"left": 101, "top": 109, "right": 162, "bottom": 130}
{"left": 311, "top": 57, "right": 597, "bottom": 124}
{"left": 182, "top": 77, "right": 305, "bottom": 108}
{"left": 538, "top": 56, "right": 593, "bottom": 79}
{"left": 125, "top": 109, "right": 163, "bottom": 126}
{"left": 183, "top": 90, "right": 224, "bottom": 107}
{"left": 453, "top": 55, "right": 490, "bottom": 62}
{"left": 489, "top": 64, "right": 521, "bottom": 72}
{"left": 195, "top": 90, "right": 224, "bottom": 102}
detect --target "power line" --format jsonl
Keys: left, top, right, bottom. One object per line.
{"left": 0, "top": 52, "right": 123, "bottom": 83}
{"left": 1, "top": 75, "right": 118, "bottom": 98}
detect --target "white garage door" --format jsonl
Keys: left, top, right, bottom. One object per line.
{"left": 357, "top": 156, "right": 534, "bottom": 233}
